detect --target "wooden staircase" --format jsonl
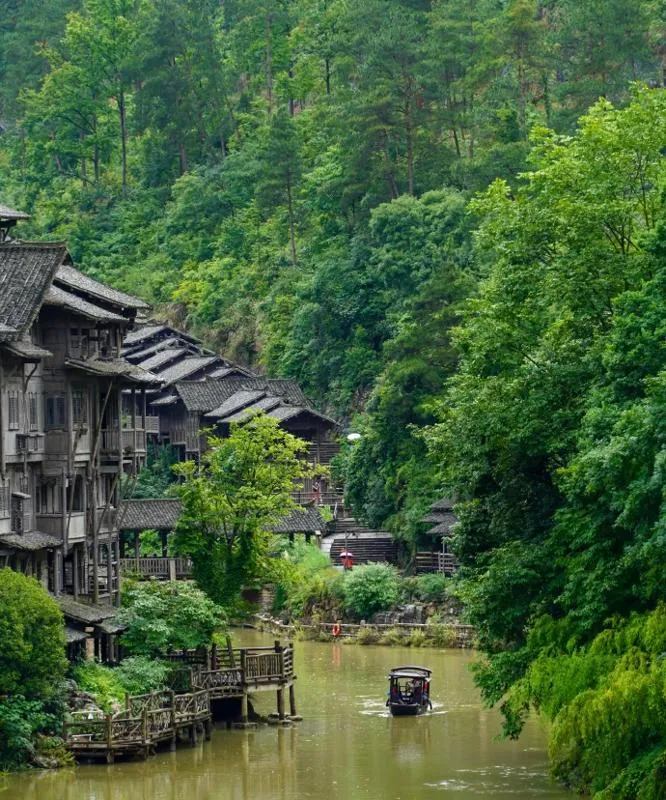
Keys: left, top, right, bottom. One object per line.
{"left": 326, "top": 518, "right": 397, "bottom": 565}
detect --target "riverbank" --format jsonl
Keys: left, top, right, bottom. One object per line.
{"left": 254, "top": 614, "right": 476, "bottom": 648}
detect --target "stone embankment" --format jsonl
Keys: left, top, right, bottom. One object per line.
{"left": 255, "top": 613, "right": 476, "bottom": 649}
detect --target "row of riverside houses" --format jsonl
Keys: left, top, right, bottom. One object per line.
{"left": 116, "top": 321, "right": 343, "bottom": 551}
{"left": 0, "top": 204, "right": 161, "bottom": 659}
{"left": 0, "top": 203, "right": 343, "bottom": 659}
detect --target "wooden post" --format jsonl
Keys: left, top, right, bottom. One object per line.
{"left": 160, "top": 529, "right": 168, "bottom": 557}
{"left": 277, "top": 687, "right": 285, "bottom": 720}
{"left": 106, "top": 714, "right": 114, "bottom": 763}
{"left": 168, "top": 557, "right": 176, "bottom": 581}
{"left": 170, "top": 692, "right": 177, "bottom": 751}
{"left": 289, "top": 684, "right": 297, "bottom": 717}
{"left": 226, "top": 635, "right": 235, "bottom": 669}
{"left": 73, "top": 545, "right": 79, "bottom": 600}
{"left": 134, "top": 530, "right": 140, "bottom": 562}
{"left": 240, "top": 692, "right": 249, "bottom": 724}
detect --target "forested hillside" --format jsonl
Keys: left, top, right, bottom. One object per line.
{"left": 4, "top": 2, "right": 666, "bottom": 793}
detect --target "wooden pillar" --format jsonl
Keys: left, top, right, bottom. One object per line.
{"left": 160, "top": 529, "right": 168, "bottom": 557}
{"left": 134, "top": 530, "right": 140, "bottom": 560}
{"left": 114, "top": 537, "right": 121, "bottom": 604}
{"left": 277, "top": 687, "right": 285, "bottom": 720}
{"left": 106, "top": 541, "right": 113, "bottom": 600}
{"left": 289, "top": 684, "right": 297, "bottom": 717}
{"left": 240, "top": 692, "right": 249, "bottom": 724}
{"left": 131, "top": 388, "right": 137, "bottom": 474}
{"left": 73, "top": 545, "right": 79, "bottom": 600}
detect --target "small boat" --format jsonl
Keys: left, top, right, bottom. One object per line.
{"left": 386, "top": 666, "right": 433, "bottom": 716}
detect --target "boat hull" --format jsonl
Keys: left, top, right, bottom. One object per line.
{"left": 389, "top": 703, "right": 423, "bottom": 717}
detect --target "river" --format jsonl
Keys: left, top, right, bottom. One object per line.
{"left": 1, "top": 633, "right": 570, "bottom": 799}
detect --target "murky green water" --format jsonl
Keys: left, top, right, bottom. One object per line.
{"left": 1, "top": 633, "right": 569, "bottom": 799}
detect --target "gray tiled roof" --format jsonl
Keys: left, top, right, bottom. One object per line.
{"left": 220, "top": 395, "right": 283, "bottom": 423}
{"left": 124, "top": 337, "right": 189, "bottom": 363}
{"left": 55, "top": 264, "right": 149, "bottom": 310}
{"left": 123, "top": 323, "right": 200, "bottom": 349}
{"left": 176, "top": 380, "right": 243, "bottom": 412}
{"left": 65, "top": 626, "right": 89, "bottom": 643}
{"left": 155, "top": 355, "right": 222, "bottom": 385}
{"left": 0, "top": 204, "right": 29, "bottom": 221}
{"left": 138, "top": 348, "right": 189, "bottom": 371}
{"left": 56, "top": 597, "right": 117, "bottom": 624}
{"left": 149, "top": 394, "right": 178, "bottom": 406}
{"left": 0, "top": 242, "right": 67, "bottom": 338}
{"left": 204, "top": 389, "right": 267, "bottom": 420}
{"left": 45, "top": 285, "right": 127, "bottom": 323}
{"left": 208, "top": 365, "right": 254, "bottom": 379}
{"left": 239, "top": 378, "right": 312, "bottom": 407}
{"left": 66, "top": 358, "right": 161, "bottom": 385}
{"left": 265, "top": 404, "right": 337, "bottom": 426}
{"left": 123, "top": 324, "right": 168, "bottom": 346}
{"left": 0, "top": 531, "right": 61, "bottom": 551}
{"left": 119, "top": 498, "right": 182, "bottom": 530}
{"left": 430, "top": 498, "right": 454, "bottom": 512}
{"left": 267, "top": 507, "right": 327, "bottom": 533}
{"left": 3, "top": 339, "right": 52, "bottom": 360}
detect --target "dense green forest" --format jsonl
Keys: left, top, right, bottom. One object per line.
{"left": 4, "top": 0, "right": 666, "bottom": 793}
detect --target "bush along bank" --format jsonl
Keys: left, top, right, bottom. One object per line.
{"left": 265, "top": 542, "right": 471, "bottom": 647}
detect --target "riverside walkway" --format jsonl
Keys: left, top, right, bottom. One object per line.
{"left": 64, "top": 642, "right": 296, "bottom": 762}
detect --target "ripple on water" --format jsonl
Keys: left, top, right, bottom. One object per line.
{"left": 426, "top": 763, "right": 556, "bottom": 794}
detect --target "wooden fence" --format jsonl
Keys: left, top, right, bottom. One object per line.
{"left": 119, "top": 557, "right": 192, "bottom": 579}
{"left": 64, "top": 643, "right": 296, "bottom": 762}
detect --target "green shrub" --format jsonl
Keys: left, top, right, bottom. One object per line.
{"left": 426, "top": 623, "right": 457, "bottom": 648}
{"left": 400, "top": 577, "right": 419, "bottom": 602}
{"left": 415, "top": 573, "right": 448, "bottom": 603}
{"left": 407, "top": 629, "right": 427, "bottom": 647}
{"left": 380, "top": 627, "right": 407, "bottom": 646}
{"left": 342, "top": 563, "right": 400, "bottom": 619}
{"left": 72, "top": 662, "right": 126, "bottom": 712}
{"left": 114, "top": 656, "right": 171, "bottom": 696}
{"left": 355, "top": 626, "right": 379, "bottom": 645}
{"left": 118, "top": 580, "right": 225, "bottom": 656}
{"left": 0, "top": 696, "right": 63, "bottom": 771}
{"left": 0, "top": 569, "right": 66, "bottom": 699}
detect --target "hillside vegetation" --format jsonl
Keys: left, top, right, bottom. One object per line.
{"left": 4, "top": 1, "right": 666, "bottom": 793}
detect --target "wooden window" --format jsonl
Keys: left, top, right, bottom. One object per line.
{"left": 0, "top": 482, "right": 10, "bottom": 519}
{"left": 37, "top": 481, "right": 62, "bottom": 515}
{"left": 45, "top": 394, "right": 66, "bottom": 429}
{"left": 28, "top": 393, "right": 38, "bottom": 430}
{"left": 66, "top": 475, "right": 84, "bottom": 513}
{"left": 7, "top": 391, "right": 19, "bottom": 430}
{"left": 72, "top": 389, "right": 88, "bottom": 426}
{"left": 11, "top": 495, "right": 23, "bottom": 533}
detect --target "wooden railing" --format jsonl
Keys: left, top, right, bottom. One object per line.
{"left": 65, "top": 687, "right": 212, "bottom": 756}
{"left": 64, "top": 644, "right": 295, "bottom": 759}
{"left": 101, "top": 428, "right": 147, "bottom": 454}
{"left": 121, "top": 429, "right": 146, "bottom": 453}
{"left": 145, "top": 415, "right": 160, "bottom": 434}
{"left": 119, "top": 557, "right": 192, "bottom": 579}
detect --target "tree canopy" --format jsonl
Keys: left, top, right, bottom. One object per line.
{"left": 173, "top": 415, "right": 313, "bottom": 604}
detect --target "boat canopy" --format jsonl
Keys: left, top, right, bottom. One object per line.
{"left": 388, "top": 666, "right": 432, "bottom": 679}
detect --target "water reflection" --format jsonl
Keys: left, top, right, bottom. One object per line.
{"left": 1, "top": 637, "right": 570, "bottom": 800}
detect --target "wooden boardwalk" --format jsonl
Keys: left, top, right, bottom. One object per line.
{"left": 64, "top": 643, "right": 297, "bottom": 762}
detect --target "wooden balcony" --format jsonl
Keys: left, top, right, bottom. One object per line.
{"left": 100, "top": 429, "right": 146, "bottom": 455}
{"left": 119, "top": 557, "right": 192, "bottom": 580}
